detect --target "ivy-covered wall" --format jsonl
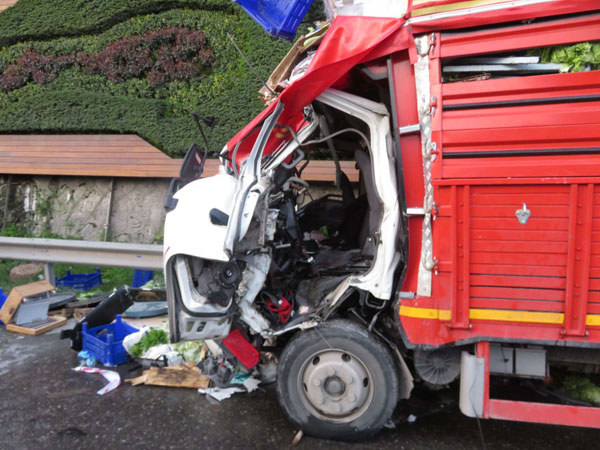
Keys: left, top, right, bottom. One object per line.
{"left": 0, "top": 0, "right": 315, "bottom": 156}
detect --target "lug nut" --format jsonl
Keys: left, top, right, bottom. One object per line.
{"left": 312, "top": 379, "right": 321, "bottom": 387}
{"left": 326, "top": 368, "right": 335, "bottom": 376}
{"left": 344, "top": 375, "right": 353, "bottom": 384}
{"left": 348, "top": 394, "right": 356, "bottom": 402}
{"left": 316, "top": 396, "right": 324, "bottom": 405}
{"left": 334, "top": 404, "right": 342, "bottom": 412}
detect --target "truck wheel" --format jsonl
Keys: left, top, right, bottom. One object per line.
{"left": 276, "top": 319, "right": 399, "bottom": 441}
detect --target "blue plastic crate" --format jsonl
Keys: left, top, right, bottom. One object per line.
{"left": 82, "top": 315, "right": 138, "bottom": 366}
{"left": 55, "top": 268, "right": 102, "bottom": 290}
{"left": 0, "top": 288, "right": 7, "bottom": 324}
{"left": 234, "top": 0, "right": 314, "bottom": 40}
{"left": 132, "top": 269, "right": 154, "bottom": 288}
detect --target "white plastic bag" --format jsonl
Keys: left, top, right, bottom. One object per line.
{"left": 122, "top": 326, "right": 150, "bottom": 354}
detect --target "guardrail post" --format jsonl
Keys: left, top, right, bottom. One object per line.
{"left": 44, "top": 263, "right": 55, "bottom": 287}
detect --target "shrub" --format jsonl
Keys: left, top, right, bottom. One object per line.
{"left": 0, "top": 50, "right": 76, "bottom": 91}
{"left": 0, "top": 28, "right": 216, "bottom": 91}
{"left": 0, "top": 0, "right": 233, "bottom": 47}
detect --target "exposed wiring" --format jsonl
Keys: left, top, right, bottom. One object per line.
{"left": 285, "top": 124, "right": 372, "bottom": 156}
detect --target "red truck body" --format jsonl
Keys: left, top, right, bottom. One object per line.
{"left": 390, "top": 8, "right": 600, "bottom": 425}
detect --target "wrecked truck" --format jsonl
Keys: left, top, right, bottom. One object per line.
{"left": 163, "top": 0, "right": 600, "bottom": 440}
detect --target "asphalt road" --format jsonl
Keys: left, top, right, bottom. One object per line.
{"left": 1, "top": 325, "right": 598, "bottom": 450}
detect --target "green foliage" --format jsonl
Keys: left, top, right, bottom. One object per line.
{"left": 0, "top": 260, "right": 24, "bottom": 290}
{"left": 0, "top": 6, "right": 298, "bottom": 156}
{"left": 0, "top": 224, "right": 31, "bottom": 237}
{"left": 564, "top": 375, "right": 600, "bottom": 404}
{"left": 130, "top": 328, "right": 169, "bottom": 356}
{"left": 0, "top": 0, "right": 233, "bottom": 47}
{"left": 539, "top": 41, "right": 600, "bottom": 72}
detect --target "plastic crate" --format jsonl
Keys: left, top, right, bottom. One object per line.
{"left": 0, "top": 288, "right": 7, "bottom": 324}
{"left": 234, "top": 0, "right": 314, "bottom": 40}
{"left": 82, "top": 315, "right": 138, "bottom": 366}
{"left": 55, "top": 268, "right": 102, "bottom": 290}
{"left": 132, "top": 269, "right": 154, "bottom": 288}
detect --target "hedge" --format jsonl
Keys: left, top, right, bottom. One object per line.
{"left": 0, "top": 0, "right": 233, "bottom": 47}
{"left": 0, "top": 6, "right": 301, "bottom": 156}
{"left": 0, "top": 89, "right": 200, "bottom": 152}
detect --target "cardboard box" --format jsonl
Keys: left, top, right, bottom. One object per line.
{"left": 0, "top": 280, "right": 54, "bottom": 324}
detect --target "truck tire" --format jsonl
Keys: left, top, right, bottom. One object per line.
{"left": 276, "top": 319, "right": 399, "bottom": 441}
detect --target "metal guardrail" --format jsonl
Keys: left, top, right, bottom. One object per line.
{"left": 0, "top": 237, "right": 163, "bottom": 272}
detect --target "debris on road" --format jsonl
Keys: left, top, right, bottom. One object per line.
{"left": 0, "top": 280, "right": 54, "bottom": 324}
{"left": 127, "top": 362, "right": 210, "bottom": 389}
{"left": 82, "top": 315, "right": 138, "bottom": 366}
{"left": 77, "top": 350, "right": 97, "bottom": 367}
{"left": 0, "top": 280, "right": 67, "bottom": 335}
{"left": 72, "top": 366, "right": 121, "bottom": 395}
{"left": 291, "top": 430, "right": 303, "bottom": 446}
{"left": 197, "top": 386, "right": 245, "bottom": 401}
{"left": 61, "top": 285, "right": 136, "bottom": 350}
{"left": 128, "top": 327, "right": 168, "bottom": 357}
{"left": 6, "top": 316, "right": 66, "bottom": 335}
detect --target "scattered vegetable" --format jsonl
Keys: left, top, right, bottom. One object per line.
{"left": 130, "top": 328, "right": 169, "bottom": 357}
{"left": 172, "top": 341, "right": 206, "bottom": 362}
{"left": 539, "top": 41, "right": 600, "bottom": 72}
{"left": 563, "top": 375, "right": 600, "bottom": 404}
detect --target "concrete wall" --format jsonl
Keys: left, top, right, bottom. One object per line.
{"left": 0, "top": 175, "right": 338, "bottom": 243}
{"left": 0, "top": 175, "right": 170, "bottom": 243}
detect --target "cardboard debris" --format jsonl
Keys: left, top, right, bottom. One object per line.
{"left": 126, "top": 362, "right": 210, "bottom": 389}
{"left": 0, "top": 280, "right": 54, "bottom": 324}
{"left": 259, "top": 24, "right": 330, "bottom": 104}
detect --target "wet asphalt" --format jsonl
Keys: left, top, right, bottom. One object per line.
{"left": 1, "top": 325, "right": 599, "bottom": 450}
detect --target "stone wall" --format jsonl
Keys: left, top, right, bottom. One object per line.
{"left": 0, "top": 175, "right": 170, "bottom": 243}
{"left": 0, "top": 175, "right": 337, "bottom": 243}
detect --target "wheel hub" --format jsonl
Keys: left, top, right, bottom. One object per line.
{"left": 324, "top": 376, "right": 345, "bottom": 396}
{"left": 301, "top": 350, "right": 372, "bottom": 422}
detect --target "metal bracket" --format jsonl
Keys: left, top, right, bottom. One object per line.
{"left": 515, "top": 203, "right": 531, "bottom": 225}
{"left": 406, "top": 207, "right": 425, "bottom": 216}
{"left": 399, "top": 124, "right": 421, "bottom": 135}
